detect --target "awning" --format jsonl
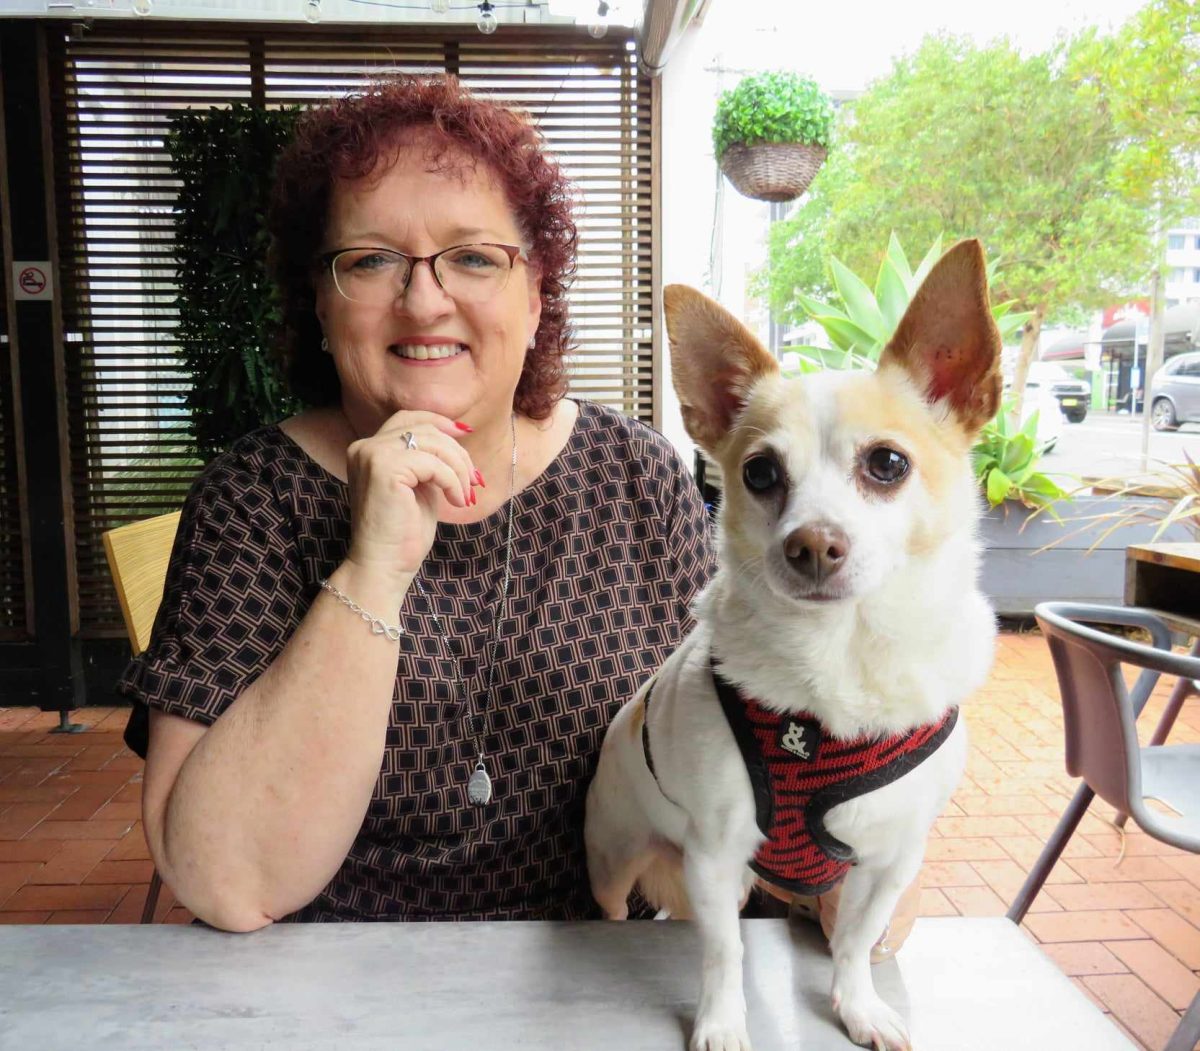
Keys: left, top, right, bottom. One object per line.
{"left": 1101, "top": 301, "right": 1200, "bottom": 361}
{"left": 1041, "top": 334, "right": 1087, "bottom": 362}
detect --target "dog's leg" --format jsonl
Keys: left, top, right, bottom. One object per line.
{"left": 683, "top": 839, "right": 752, "bottom": 1051}
{"left": 828, "top": 851, "right": 921, "bottom": 1051}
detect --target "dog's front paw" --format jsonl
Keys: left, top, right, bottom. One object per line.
{"left": 689, "top": 1013, "right": 752, "bottom": 1051}
{"left": 836, "top": 993, "right": 910, "bottom": 1051}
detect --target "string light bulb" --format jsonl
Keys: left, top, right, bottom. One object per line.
{"left": 587, "top": 0, "right": 609, "bottom": 39}
{"left": 429, "top": 0, "right": 450, "bottom": 11}
{"left": 476, "top": 0, "right": 498, "bottom": 34}
{"left": 131, "top": 0, "right": 152, "bottom": 15}
{"left": 303, "top": 0, "right": 321, "bottom": 22}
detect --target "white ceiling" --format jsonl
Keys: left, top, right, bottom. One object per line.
{"left": 1, "top": 0, "right": 642, "bottom": 29}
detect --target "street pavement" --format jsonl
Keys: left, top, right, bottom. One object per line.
{"left": 1039, "top": 409, "right": 1200, "bottom": 488}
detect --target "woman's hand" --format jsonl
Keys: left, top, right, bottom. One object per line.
{"left": 344, "top": 411, "right": 476, "bottom": 589}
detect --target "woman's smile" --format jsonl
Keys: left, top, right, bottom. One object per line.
{"left": 388, "top": 340, "right": 469, "bottom": 363}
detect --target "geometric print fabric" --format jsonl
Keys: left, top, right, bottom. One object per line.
{"left": 119, "top": 400, "right": 717, "bottom": 921}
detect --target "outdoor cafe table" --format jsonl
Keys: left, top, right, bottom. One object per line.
{"left": 1125, "top": 541, "right": 1200, "bottom": 745}
{"left": 0, "top": 916, "right": 1133, "bottom": 1050}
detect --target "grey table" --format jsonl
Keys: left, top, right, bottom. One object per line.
{"left": 0, "top": 917, "right": 1133, "bottom": 1050}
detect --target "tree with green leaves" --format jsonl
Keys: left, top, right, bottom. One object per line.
{"left": 762, "top": 34, "right": 1156, "bottom": 419}
{"left": 1072, "top": 0, "right": 1200, "bottom": 213}
{"left": 1071, "top": 0, "right": 1200, "bottom": 452}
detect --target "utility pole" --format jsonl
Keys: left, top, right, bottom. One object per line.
{"left": 1140, "top": 216, "right": 1166, "bottom": 473}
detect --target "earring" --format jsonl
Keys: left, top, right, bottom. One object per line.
{"left": 320, "top": 336, "right": 329, "bottom": 352}
{"left": 528, "top": 334, "right": 537, "bottom": 351}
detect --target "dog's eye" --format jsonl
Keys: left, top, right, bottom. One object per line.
{"left": 865, "top": 447, "right": 910, "bottom": 484}
{"left": 742, "top": 454, "right": 781, "bottom": 493}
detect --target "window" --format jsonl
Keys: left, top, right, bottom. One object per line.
{"left": 1168, "top": 234, "right": 1185, "bottom": 250}
{"left": 1170, "top": 267, "right": 1187, "bottom": 282}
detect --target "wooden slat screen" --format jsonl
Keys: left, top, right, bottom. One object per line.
{"left": 47, "top": 25, "right": 653, "bottom": 636}
{"left": 0, "top": 197, "right": 28, "bottom": 639}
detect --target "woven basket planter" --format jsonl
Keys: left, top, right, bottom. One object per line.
{"left": 718, "top": 142, "right": 828, "bottom": 203}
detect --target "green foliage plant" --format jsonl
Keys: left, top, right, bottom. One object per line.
{"left": 167, "top": 103, "right": 302, "bottom": 462}
{"left": 787, "top": 234, "right": 1068, "bottom": 511}
{"left": 712, "top": 71, "right": 834, "bottom": 160}
{"left": 972, "top": 401, "right": 1069, "bottom": 512}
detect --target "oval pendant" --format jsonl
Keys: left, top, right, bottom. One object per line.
{"left": 467, "top": 761, "right": 493, "bottom": 806}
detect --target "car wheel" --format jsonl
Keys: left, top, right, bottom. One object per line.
{"left": 1065, "top": 409, "right": 1087, "bottom": 423}
{"left": 1151, "top": 398, "right": 1179, "bottom": 432}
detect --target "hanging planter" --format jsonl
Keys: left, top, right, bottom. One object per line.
{"left": 713, "top": 71, "right": 833, "bottom": 203}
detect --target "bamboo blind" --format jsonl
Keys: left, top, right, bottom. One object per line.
{"left": 45, "top": 24, "right": 653, "bottom": 635}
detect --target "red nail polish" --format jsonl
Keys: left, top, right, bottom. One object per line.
{"left": 470, "top": 490, "right": 478, "bottom": 506}
{"left": 474, "top": 469, "right": 486, "bottom": 487}
{"left": 455, "top": 421, "right": 474, "bottom": 432}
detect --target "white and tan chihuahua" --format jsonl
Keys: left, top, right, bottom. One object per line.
{"left": 585, "top": 240, "right": 1002, "bottom": 1051}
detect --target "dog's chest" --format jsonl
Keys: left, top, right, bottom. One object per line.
{"left": 713, "top": 676, "right": 959, "bottom": 895}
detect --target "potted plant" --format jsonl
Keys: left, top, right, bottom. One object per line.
{"left": 712, "top": 71, "right": 834, "bottom": 202}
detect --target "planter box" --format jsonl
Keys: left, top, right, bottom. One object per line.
{"left": 980, "top": 496, "right": 1193, "bottom": 616}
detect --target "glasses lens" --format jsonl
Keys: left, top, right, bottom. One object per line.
{"left": 330, "top": 249, "right": 409, "bottom": 305}
{"left": 434, "top": 244, "right": 516, "bottom": 303}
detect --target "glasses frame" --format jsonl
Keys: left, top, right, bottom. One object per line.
{"left": 317, "top": 242, "right": 526, "bottom": 305}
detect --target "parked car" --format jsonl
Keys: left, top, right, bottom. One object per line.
{"left": 1023, "top": 385, "right": 1064, "bottom": 453}
{"left": 1150, "top": 350, "right": 1200, "bottom": 431}
{"left": 1003, "top": 370, "right": 1065, "bottom": 452}
{"left": 1025, "top": 362, "right": 1091, "bottom": 423}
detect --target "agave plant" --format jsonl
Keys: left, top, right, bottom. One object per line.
{"left": 788, "top": 234, "right": 1030, "bottom": 371}
{"left": 972, "top": 399, "right": 1070, "bottom": 513}
{"left": 786, "top": 234, "right": 1066, "bottom": 510}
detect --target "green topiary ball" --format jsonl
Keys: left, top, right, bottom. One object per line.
{"left": 712, "top": 71, "right": 834, "bottom": 159}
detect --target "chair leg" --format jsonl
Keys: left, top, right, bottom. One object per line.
{"left": 1149, "top": 675, "right": 1198, "bottom": 748}
{"left": 1164, "top": 987, "right": 1200, "bottom": 1051}
{"left": 142, "top": 869, "right": 163, "bottom": 924}
{"left": 1007, "top": 783, "right": 1094, "bottom": 925}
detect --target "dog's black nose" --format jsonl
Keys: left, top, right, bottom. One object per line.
{"left": 784, "top": 523, "right": 850, "bottom": 583}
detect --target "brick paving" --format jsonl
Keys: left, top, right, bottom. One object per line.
{"left": 1, "top": 631, "right": 1199, "bottom": 1048}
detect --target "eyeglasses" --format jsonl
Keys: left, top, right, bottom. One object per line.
{"left": 318, "top": 243, "right": 525, "bottom": 306}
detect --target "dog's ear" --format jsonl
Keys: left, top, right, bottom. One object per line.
{"left": 877, "top": 239, "right": 1002, "bottom": 435}
{"left": 664, "top": 284, "right": 778, "bottom": 452}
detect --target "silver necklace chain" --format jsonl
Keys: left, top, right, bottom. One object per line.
{"left": 412, "top": 412, "right": 517, "bottom": 806}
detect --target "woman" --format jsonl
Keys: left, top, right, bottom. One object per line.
{"left": 119, "top": 75, "right": 714, "bottom": 930}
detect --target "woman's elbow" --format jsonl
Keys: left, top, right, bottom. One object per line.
{"left": 200, "top": 902, "right": 276, "bottom": 933}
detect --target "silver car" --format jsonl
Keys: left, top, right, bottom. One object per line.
{"left": 1151, "top": 350, "right": 1200, "bottom": 431}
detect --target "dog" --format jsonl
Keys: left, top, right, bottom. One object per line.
{"left": 585, "top": 239, "right": 1002, "bottom": 1051}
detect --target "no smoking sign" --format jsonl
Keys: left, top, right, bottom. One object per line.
{"left": 12, "top": 261, "right": 54, "bottom": 301}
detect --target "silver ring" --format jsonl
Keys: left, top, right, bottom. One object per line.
{"left": 402, "top": 431, "right": 418, "bottom": 451}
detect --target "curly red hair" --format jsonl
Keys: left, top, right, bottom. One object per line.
{"left": 268, "top": 74, "right": 577, "bottom": 420}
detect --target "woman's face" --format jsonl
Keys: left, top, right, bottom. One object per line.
{"left": 314, "top": 143, "right": 542, "bottom": 434}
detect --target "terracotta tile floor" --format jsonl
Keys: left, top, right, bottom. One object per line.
{"left": 2, "top": 632, "right": 1199, "bottom": 1049}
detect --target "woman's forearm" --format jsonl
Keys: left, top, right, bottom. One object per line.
{"left": 152, "top": 561, "right": 410, "bottom": 930}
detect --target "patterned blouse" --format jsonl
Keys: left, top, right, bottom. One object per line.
{"left": 118, "top": 400, "right": 716, "bottom": 921}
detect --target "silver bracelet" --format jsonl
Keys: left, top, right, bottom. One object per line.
{"left": 318, "top": 578, "right": 403, "bottom": 642}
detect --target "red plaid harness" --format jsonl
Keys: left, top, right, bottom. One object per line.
{"left": 642, "top": 658, "right": 958, "bottom": 896}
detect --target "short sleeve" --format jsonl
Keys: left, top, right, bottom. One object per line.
{"left": 117, "top": 453, "right": 309, "bottom": 729}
